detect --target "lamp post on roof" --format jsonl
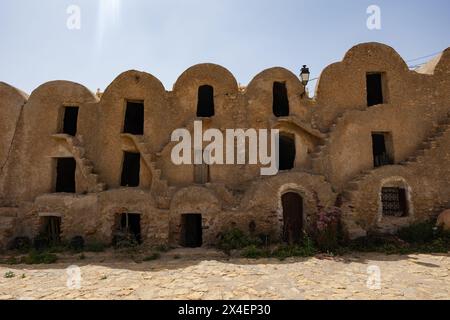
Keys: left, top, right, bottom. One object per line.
{"left": 300, "top": 65, "right": 310, "bottom": 98}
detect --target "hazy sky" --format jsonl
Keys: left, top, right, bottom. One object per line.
{"left": 1, "top": 0, "right": 449, "bottom": 95}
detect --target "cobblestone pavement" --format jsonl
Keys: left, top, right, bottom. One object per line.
{"left": 0, "top": 249, "right": 449, "bottom": 300}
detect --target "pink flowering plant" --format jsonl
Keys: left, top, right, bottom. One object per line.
{"left": 313, "top": 192, "right": 343, "bottom": 252}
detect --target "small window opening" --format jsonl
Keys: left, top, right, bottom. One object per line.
{"left": 372, "top": 132, "right": 394, "bottom": 167}
{"left": 180, "top": 214, "right": 203, "bottom": 248}
{"left": 273, "top": 82, "right": 290, "bottom": 117}
{"left": 121, "top": 152, "right": 140, "bottom": 187}
{"left": 279, "top": 133, "right": 296, "bottom": 171}
{"left": 62, "top": 106, "right": 79, "bottom": 136}
{"left": 366, "top": 73, "right": 385, "bottom": 107}
{"left": 123, "top": 101, "right": 144, "bottom": 135}
{"left": 197, "top": 85, "right": 215, "bottom": 117}
{"left": 382, "top": 187, "right": 408, "bottom": 217}
{"left": 55, "top": 158, "right": 76, "bottom": 193}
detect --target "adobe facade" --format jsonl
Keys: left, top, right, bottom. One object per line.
{"left": 0, "top": 42, "right": 449, "bottom": 249}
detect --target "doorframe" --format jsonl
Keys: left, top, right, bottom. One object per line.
{"left": 180, "top": 213, "right": 203, "bottom": 248}
{"left": 277, "top": 184, "right": 306, "bottom": 241}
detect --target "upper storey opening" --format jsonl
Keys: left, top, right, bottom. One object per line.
{"left": 123, "top": 100, "right": 144, "bottom": 135}
{"left": 273, "top": 82, "right": 290, "bottom": 117}
{"left": 197, "top": 85, "right": 215, "bottom": 117}
{"left": 366, "top": 72, "right": 386, "bottom": 107}
{"left": 61, "top": 106, "right": 79, "bottom": 136}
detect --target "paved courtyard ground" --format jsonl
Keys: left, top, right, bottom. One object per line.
{"left": 0, "top": 249, "right": 449, "bottom": 300}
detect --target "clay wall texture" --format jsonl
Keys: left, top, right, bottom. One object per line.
{"left": 0, "top": 42, "right": 449, "bottom": 248}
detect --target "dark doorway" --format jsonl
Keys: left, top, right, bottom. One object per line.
{"left": 279, "top": 133, "right": 296, "bottom": 171}
{"left": 62, "top": 106, "right": 79, "bottom": 136}
{"left": 181, "top": 214, "right": 203, "bottom": 248}
{"left": 381, "top": 187, "right": 408, "bottom": 217}
{"left": 372, "top": 133, "right": 393, "bottom": 167}
{"left": 197, "top": 85, "right": 215, "bottom": 117}
{"left": 273, "top": 82, "right": 289, "bottom": 117}
{"left": 121, "top": 152, "right": 140, "bottom": 187}
{"left": 118, "top": 213, "right": 142, "bottom": 244}
{"left": 55, "top": 158, "right": 76, "bottom": 193}
{"left": 366, "top": 73, "right": 384, "bottom": 107}
{"left": 282, "top": 192, "right": 304, "bottom": 244}
{"left": 123, "top": 101, "right": 144, "bottom": 135}
{"left": 41, "top": 216, "right": 61, "bottom": 245}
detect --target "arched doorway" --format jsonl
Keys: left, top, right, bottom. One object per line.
{"left": 282, "top": 192, "right": 304, "bottom": 244}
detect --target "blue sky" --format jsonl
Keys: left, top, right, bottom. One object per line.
{"left": 0, "top": 0, "right": 449, "bottom": 95}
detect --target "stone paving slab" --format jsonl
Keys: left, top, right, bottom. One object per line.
{"left": 0, "top": 250, "right": 448, "bottom": 300}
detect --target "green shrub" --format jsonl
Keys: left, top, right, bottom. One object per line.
{"left": 218, "top": 228, "right": 262, "bottom": 254}
{"left": 9, "top": 237, "right": 32, "bottom": 252}
{"left": 4, "top": 271, "right": 15, "bottom": 278}
{"left": 271, "top": 237, "right": 317, "bottom": 260}
{"left": 143, "top": 252, "right": 161, "bottom": 261}
{"left": 112, "top": 232, "right": 139, "bottom": 249}
{"left": 20, "top": 251, "right": 58, "bottom": 264}
{"left": 69, "top": 236, "right": 85, "bottom": 252}
{"left": 397, "top": 220, "right": 438, "bottom": 244}
{"left": 33, "top": 233, "right": 51, "bottom": 251}
{"left": 84, "top": 242, "right": 107, "bottom": 252}
{"left": 241, "top": 245, "right": 269, "bottom": 259}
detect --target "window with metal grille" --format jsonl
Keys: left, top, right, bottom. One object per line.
{"left": 381, "top": 187, "right": 408, "bottom": 217}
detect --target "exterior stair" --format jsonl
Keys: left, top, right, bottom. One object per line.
{"left": 398, "top": 112, "right": 450, "bottom": 166}
{"left": 52, "top": 134, "right": 107, "bottom": 192}
{"left": 121, "top": 134, "right": 175, "bottom": 208}
{"left": 341, "top": 112, "right": 450, "bottom": 202}
{"left": 310, "top": 113, "right": 345, "bottom": 170}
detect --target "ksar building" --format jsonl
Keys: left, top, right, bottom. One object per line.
{"left": 0, "top": 42, "right": 449, "bottom": 249}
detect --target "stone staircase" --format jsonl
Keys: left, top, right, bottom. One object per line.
{"left": 398, "top": 112, "right": 450, "bottom": 166}
{"left": 52, "top": 134, "right": 107, "bottom": 193}
{"left": 341, "top": 112, "right": 450, "bottom": 203}
{"left": 121, "top": 134, "right": 175, "bottom": 208}
{"left": 309, "top": 113, "right": 345, "bottom": 171}
{"left": 0, "top": 206, "right": 18, "bottom": 249}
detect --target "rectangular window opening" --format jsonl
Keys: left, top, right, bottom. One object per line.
{"left": 55, "top": 158, "right": 76, "bottom": 193}
{"left": 366, "top": 73, "right": 385, "bottom": 107}
{"left": 121, "top": 152, "right": 140, "bottom": 187}
{"left": 123, "top": 101, "right": 144, "bottom": 135}
{"left": 197, "top": 85, "right": 215, "bottom": 117}
{"left": 372, "top": 132, "right": 394, "bottom": 167}
{"left": 62, "top": 106, "right": 79, "bottom": 136}
{"left": 273, "top": 82, "right": 290, "bottom": 117}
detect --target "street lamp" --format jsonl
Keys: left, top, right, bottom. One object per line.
{"left": 300, "top": 65, "right": 310, "bottom": 98}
